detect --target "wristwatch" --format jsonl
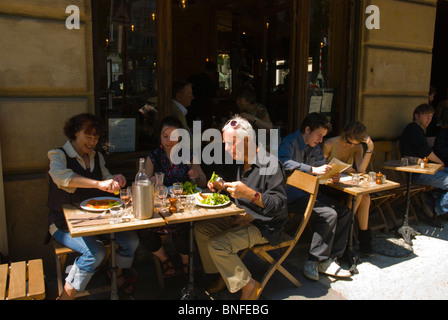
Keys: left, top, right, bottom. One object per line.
{"left": 251, "top": 192, "right": 261, "bottom": 202}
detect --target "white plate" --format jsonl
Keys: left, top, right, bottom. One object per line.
{"left": 195, "top": 193, "right": 230, "bottom": 208}
{"left": 80, "top": 197, "right": 123, "bottom": 212}
{"left": 167, "top": 186, "right": 202, "bottom": 195}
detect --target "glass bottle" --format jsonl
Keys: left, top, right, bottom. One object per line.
{"left": 423, "top": 157, "right": 428, "bottom": 168}
{"left": 135, "top": 158, "right": 149, "bottom": 185}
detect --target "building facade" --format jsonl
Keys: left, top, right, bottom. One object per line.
{"left": 0, "top": 0, "right": 442, "bottom": 277}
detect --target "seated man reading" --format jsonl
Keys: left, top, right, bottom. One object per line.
{"left": 279, "top": 112, "right": 352, "bottom": 281}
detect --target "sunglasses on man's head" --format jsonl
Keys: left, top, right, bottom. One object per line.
{"left": 225, "top": 119, "right": 249, "bottom": 132}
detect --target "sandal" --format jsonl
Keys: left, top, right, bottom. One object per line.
{"left": 107, "top": 268, "right": 138, "bottom": 295}
{"left": 161, "top": 259, "right": 176, "bottom": 276}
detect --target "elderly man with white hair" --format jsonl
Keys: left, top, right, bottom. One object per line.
{"left": 194, "top": 116, "right": 288, "bottom": 300}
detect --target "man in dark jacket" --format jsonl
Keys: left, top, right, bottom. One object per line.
{"left": 279, "top": 112, "right": 352, "bottom": 281}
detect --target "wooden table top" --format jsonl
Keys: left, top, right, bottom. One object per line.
{"left": 63, "top": 201, "right": 245, "bottom": 238}
{"left": 326, "top": 177, "right": 400, "bottom": 197}
{"left": 383, "top": 161, "right": 442, "bottom": 175}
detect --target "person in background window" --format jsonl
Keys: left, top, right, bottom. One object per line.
{"left": 187, "top": 61, "right": 219, "bottom": 128}
{"left": 172, "top": 81, "right": 194, "bottom": 134}
{"left": 47, "top": 113, "right": 139, "bottom": 299}
{"left": 234, "top": 85, "right": 273, "bottom": 130}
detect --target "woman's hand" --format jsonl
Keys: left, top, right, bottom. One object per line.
{"left": 98, "top": 179, "right": 121, "bottom": 193}
{"left": 112, "top": 174, "right": 127, "bottom": 188}
{"left": 188, "top": 169, "right": 199, "bottom": 181}
{"left": 362, "top": 136, "right": 374, "bottom": 152}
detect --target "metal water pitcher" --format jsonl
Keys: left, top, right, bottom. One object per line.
{"left": 132, "top": 181, "right": 154, "bottom": 219}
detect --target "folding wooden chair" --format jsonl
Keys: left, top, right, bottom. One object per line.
{"left": 240, "top": 170, "right": 319, "bottom": 299}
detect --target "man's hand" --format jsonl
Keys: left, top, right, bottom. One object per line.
{"left": 312, "top": 164, "right": 332, "bottom": 176}
{"left": 224, "top": 181, "right": 251, "bottom": 199}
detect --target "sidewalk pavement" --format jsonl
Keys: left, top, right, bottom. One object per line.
{"left": 45, "top": 217, "right": 448, "bottom": 300}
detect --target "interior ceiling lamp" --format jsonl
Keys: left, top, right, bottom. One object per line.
{"left": 174, "top": 0, "right": 196, "bottom": 10}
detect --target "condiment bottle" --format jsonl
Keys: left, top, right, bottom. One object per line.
{"left": 376, "top": 172, "right": 383, "bottom": 184}
{"left": 423, "top": 157, "right": 428, "bottom": 168}
{"left": 169, "top": 198, "right": 178, "bottom": 213}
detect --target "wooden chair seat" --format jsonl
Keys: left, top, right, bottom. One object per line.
{"left": 0, "top": 259, "right": 45, "bottom": 300}
{"left": 52, "top": 239, "right": 113, "bottom": 298}
{"left": 240, "top": 170, "right": 319, "bottom": 298}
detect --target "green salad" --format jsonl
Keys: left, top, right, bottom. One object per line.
{"left": 200, "top": 193, "right": 229, "bottom": 206}
{"left": 209, "top": 171, "right": 220, "bottom": 182}
{"left": 182, "top": 181, "right": 198, "bottom": 195}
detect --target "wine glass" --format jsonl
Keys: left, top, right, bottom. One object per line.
{"left": 120, "top": 188, "right": 131, "bottom": 212}
{"left": 172, "top": 182, "right": 183, "bottom": 199}
{"left": 157, "top": 185, "right": 168, "bottom": 209}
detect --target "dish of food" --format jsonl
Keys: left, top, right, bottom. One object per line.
{"left": 195, "top": 193, "right": 230, "bottom": 207}
{"left": 80, "top": 197, "right": 123, "bottom": 212}
{"left": 167, "top": 182, "right": 202, "bottom": 195}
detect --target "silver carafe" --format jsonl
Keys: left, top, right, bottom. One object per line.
{"left": 132, "top": 181, "right": 154, "bottom": 219}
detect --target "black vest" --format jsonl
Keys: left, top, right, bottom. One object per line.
{"left": 47, "top": 147, "right": 108, "bottom": 231}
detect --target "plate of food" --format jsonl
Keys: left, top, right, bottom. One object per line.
{"left": 195, "top": 193, "right": 230, "bottom": 208}
{"left": 167, "top": 181, "right": 202, "bottom": 195}
{"left": 80, "top": 197, "right": 123, "bottom": 212}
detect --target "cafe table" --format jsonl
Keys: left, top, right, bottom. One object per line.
{"left": 156, "top": 200, "right": 245, "bottom": 300}
{"left": 382, "top": 162, "right": 442, "bottom": 246}
{"left": 326, "top": 176, "right": 400, "bottom": 273}
{"left": 63, "top": 204, "right": 166, "bottom": 300}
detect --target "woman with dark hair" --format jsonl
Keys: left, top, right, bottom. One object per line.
{"left": 322, "top": 121, "right": 375, "bottom": 255}
{"left": 47, "top": 113, "right": 139, "bottom": 299}
{"left": 138, "top": 116, "right": 207, "bottom": 276}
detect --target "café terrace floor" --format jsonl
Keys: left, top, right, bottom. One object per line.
{"left": 45, "top": 209, "right": 448, "bottom": 301}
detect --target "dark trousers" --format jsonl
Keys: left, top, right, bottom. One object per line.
{"left": 288, "top": 192, "right": 351, "bottom": 262}
{"left": 138, "top": 229, "right": 189, "bottom": 255}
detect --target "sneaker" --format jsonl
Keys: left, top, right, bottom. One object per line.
{"left": 318, "top": 259, "right": 351, "bottom": 278}
{"left": 303, "top": 260, "right": 319, "bottom": 281}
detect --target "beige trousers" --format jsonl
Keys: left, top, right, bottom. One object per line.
{"left": 194, "top": 217, "right": 268, "bottom": 293}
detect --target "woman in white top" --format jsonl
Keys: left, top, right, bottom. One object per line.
{"left": 47, "top": 113, "right": 139, "bottom": 299}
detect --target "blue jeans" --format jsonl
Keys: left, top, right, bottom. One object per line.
{"left": 412, "top": 167, "right": 448, "bottom": 216}
{"left": 52, "top": 230, "right": 139, "bottom": 291}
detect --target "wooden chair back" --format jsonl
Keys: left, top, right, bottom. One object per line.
{"left": 240, "top": 170, "right": 319, "bottom": 299}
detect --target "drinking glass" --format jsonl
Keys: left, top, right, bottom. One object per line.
{"left": 401, "top": 157, "right": 409, "bottom": 166}
{"left": 185, "top": 195, "right": 196, "bottom": 211}
{"left": 351, "top": 173, "right": 361, "bottom": 185}
{"left": 109, "top": 207, "right": 123, "bottom": 224}
{"left": 120, "top": 188, "right": 131, "bottom": 210}
{"left": 172, "top": 182, "right": 183, "bottom": 199}
{"left": 154, "top": 172, "right": 164, "bottom": 187}
{"left": 157, "top": 185, "right": 168, "bottom": 209}
{"left": 368, "top": 172, "right": 376, "bottom": 186}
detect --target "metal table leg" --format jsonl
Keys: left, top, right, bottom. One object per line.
{"left": 397, "top": 172, "right": 419, "bottom": 246}
{"left": 181, "top": 221, "right": 195, "bottom": 300}
{"left": 347, "top": 196, "right": 359, "bottom": 274}
{"left": 110, "top": 232, "right": 119, "bottom": 300}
